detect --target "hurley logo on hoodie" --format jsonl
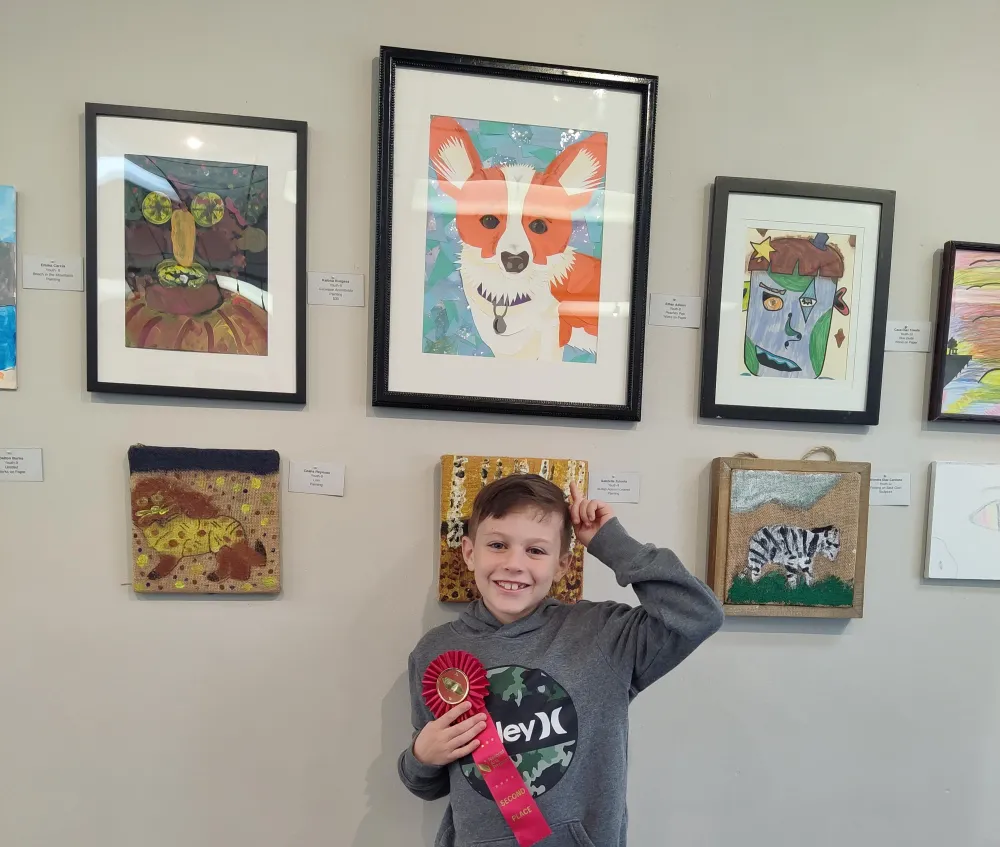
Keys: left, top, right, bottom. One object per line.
{"left": 461, "top": 665, "right": 579, "bottom": 799}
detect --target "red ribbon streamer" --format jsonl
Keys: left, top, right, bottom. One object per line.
{"left": 423, "top": 651, "right": 552, "bottom": 846}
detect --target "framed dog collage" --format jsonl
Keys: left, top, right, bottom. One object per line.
{"left": 372, "top": 47, "right": 657, "bottom": 420}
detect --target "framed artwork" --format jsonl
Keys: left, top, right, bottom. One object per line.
{"left": 439, "top": 455, "right": 588, "bottom": 603}
{"left": 701, "top": 177, "right": 895, "bottom": 425}
{"left": 926, "top": 462, "right": 1000, "bottom": 581}
{"left": 129, "top": 445, "right": 281, "bottom": 594}
{"left": 708, "top": 454, "right": 870, "bottom": 618}
{"left": 85, "top": 103, "right": 308, "bottom": 403}
{"left": 0, "top": 186, "right": 15, "bottom": 389}
{"left": 373, "top": 47, "right": 657, "bottom": 420}
{"left": 929, "top": 241, "right": 1000, "bottom": 422}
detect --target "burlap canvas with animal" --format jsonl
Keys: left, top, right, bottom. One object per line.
{"left": 129, "top": 445, "right": 280, "bottom": 594}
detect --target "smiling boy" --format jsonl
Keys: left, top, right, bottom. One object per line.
{"left": 399, "top": 473, "right": 724, "bottom": 847}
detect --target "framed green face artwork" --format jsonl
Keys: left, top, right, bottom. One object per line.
{"left": 700, "top": 178, "right": 895, "bottom": 425}
{"left": 85, "top": 104, "right": 308, "bottom": 403}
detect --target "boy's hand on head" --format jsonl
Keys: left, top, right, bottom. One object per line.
{"left": 413, "top": 701, "right": 488, "bottom": 767}
{"left": 569, "top": 481, "right": 614, "bottom": 548}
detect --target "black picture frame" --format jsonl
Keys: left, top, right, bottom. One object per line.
{"left": 700, "top": 176, "right": 895, "bottom": 426}
{"left": 85, "top": 103, "right": 308, "bottom": 404}
{"left": 929, "top": 240, "right": 1000, "bottom": 423}
{"left": 372, "top": 46, "right": 657, "bottom": 420}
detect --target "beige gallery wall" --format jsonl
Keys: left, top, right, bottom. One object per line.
{"left": 1, "top": 0, "right": 999, "bottom": 845}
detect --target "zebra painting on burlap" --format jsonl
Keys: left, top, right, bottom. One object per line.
{"left": 746, "top": 524, "right": 841, "bottom": 588}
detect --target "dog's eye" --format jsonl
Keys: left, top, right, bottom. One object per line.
{"left": 480, "top": 215, "right": 500, "bottom": 230}
{"left": 528, "top": 219, "right": 548, "bottom": 235}
{"left": 137, "top": 497, "right": 149, "bottom": 507}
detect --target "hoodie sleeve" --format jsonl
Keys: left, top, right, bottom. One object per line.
{"left": 397, "top": 651, "right": 450, "bottom": 801}
{"left": 586, "top": 518, "right": 724, "bottom": 695}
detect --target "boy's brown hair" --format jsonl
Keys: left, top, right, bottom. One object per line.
{"left": 468, "top": 474, "right": 572, "bottom": 554}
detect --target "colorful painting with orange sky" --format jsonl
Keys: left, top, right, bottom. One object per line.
{"left": 940, "top": 249, "right": 1000, "bottom": 417}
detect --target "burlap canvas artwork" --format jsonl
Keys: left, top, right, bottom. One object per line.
{"left": 709, "top": 456, "right": 870, "bottom": 618}
{"left": 439, "top": 455, "right": 588, "bottom": 603}
{"left": 129, "top": 445, "right": 281, "bottom": 594}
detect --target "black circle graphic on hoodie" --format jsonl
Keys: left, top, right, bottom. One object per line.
{"left": 461, "top": 665, "right": 578, "bottom": 800}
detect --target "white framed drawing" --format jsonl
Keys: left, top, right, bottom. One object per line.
{"left": 926, "top": 461, "right": 1000, "bottom": 581}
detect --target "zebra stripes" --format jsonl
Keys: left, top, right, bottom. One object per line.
{"left": 746, "top": 524, "right": 841, "bottom": 588}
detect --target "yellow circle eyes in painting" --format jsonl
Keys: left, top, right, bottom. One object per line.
{"left": 241, "top": 503, "right": 251, "bottom": 514}
{"left": 763, "top": 295, "right": 783, "bottom": 311}
{"left": 137, "top": 497, "right": 149, "bottom": 507}
{"left": 141, "top": 191, "right": 173, "bottom": 225}
{"left": 151, "top": 494, "right": 163, "bottom": 505}
{"left": 136, "top": 554, "right": 149, "bottom": 567}
{"left": 190, "top": 192, "right": 225, "bottom": 227}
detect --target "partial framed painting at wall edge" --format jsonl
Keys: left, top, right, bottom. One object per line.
{"left": 0, "top": 185, "right": 16, "bottom": 391}
{"left": 84, "top": 102, "right": 308, "bottom": 404}
{"left": 928, "top": 241, "right": 1000, "bottom": 423}
{"left": 372, "top": 47, "right": 656, "bottom": 420}
{"left": 700, "top": 177, "right": 896, "bottom": 425}
{"left": 708, "top": 455, "right": 871, "bottom": 619}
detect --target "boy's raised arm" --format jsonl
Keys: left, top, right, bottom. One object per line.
{"left": 587, "top": 518, "right": 724, "bottom": 694}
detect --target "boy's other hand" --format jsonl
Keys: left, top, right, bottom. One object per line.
{"left": 569, "top": 481, "right": 614, "bottom": 547}
{"left": 413, "top": 701, "right": 488, "bottom": 767}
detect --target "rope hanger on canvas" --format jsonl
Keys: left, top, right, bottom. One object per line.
{"left": 732, "top": 446, "right": 838, "bottom": 461}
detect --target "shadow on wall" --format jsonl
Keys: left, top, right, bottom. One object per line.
{"left": 352, "top": 460, "right": 462, "bottom": 846}
{"left": 352, "top": 668, "right": 448, "bottom": 847}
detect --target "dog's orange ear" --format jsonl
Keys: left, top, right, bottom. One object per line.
{"left": 429, "top": 117, "right": 483, "bottom": 199}
{"left": 542, "top": 133, "right": 607, "bottom": 210}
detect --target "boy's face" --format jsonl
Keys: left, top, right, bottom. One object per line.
{"left": 462, "top": 508, "right": 570, "bottom": 625}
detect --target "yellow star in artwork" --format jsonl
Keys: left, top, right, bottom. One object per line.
{"left": 750, "top": 236, "right": 775, "bottom": 262}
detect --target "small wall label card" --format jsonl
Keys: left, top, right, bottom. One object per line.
{"left": 0, "top": 448, "right": 43, "bottom": 481}
{"left": 648, "top": 294, "right": 701, "bottom": 328}
{"left": 307, "top": 272, "right": 365, "bottom": 307}
{"left": 869, "top": 473, "right": 910, "bottom": 506}
{"left": 590, "top": 472, "right": 640, "bottom": 503}
{"left": 288, "top": 461, "right": 345, "bottom": 496}
{"left": 885, "top": 321, "right": 931, "bottom": 352}
{"left": 23, "top": 256, "right": 84, "bottom": 291}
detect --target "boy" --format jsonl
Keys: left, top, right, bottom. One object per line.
{"left": 399, "top": 473, "right": 724, "bottom": 846}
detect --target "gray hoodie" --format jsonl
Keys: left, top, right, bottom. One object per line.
{"left": 398, "top": 518, "right": 725, "bottom": 847}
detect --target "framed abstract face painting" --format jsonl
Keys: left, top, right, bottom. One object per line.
{"left": 701, "top": 178, "right": 895, "bottom": 425}
{"left": 929, "top": 242, "right": 1000, "bottom": 422}
{"left": 85, "top": 104, "right": 308, "bottom": 403}
{"left": 373, "top": 47, "right": 656, "bottom": 420}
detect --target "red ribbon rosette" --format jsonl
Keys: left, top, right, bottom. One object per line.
{"left": 424, "top": 651, "right": 552, "bottom": 847}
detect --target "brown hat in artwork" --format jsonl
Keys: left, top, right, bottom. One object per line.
{"left": 749, "top": 233, "right": 845, "bottom": 279}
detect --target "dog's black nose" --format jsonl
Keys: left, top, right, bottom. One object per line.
{"left": 501, "top": 251, "right": 529, "bottom": 274}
